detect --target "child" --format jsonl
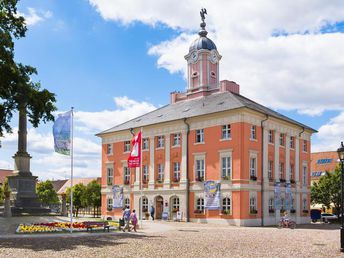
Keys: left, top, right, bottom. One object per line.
{"left": 130, "top": 209, "right": 138, "bottom": 232}
{"left": 282, "top": 211, "right": 290, "bottom": 227}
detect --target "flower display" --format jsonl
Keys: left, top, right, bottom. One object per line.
{"left": 16, "top": 221, "right": 119, "bottom": 234}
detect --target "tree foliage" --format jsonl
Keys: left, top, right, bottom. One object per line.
{"left": 36, "top": 180, "right": 59, "bottom": 206}
{"left": 311, "top": 167, "right": 341, "bottom": 214}
{"left": 66, "top": 183, "right": 87, "bottom": 217}
{"left": 0, "top": 0, "right": 56, "bottom": 137}
{"left": 85, "top": 180, "right": 101, "bottom": 217}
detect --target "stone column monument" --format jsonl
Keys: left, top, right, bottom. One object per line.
{"left": 7, "top": 108, "right": 47, "bottom": 214}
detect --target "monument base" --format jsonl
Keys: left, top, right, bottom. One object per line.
{"left": 7, "top": 173, "right": 41, "bottom": 208}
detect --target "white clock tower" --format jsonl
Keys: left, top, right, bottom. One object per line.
{"left": 184, "top": 9, "right": 222, "bottom": 93}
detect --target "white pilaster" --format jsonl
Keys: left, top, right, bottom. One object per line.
{"left": 164, "top": 134, "right": 171, "bottom": 186}
{"left": 181, "top": 132, "right": 188, "bottom": 182}
{"left": 149, "top": 136, "right": 155, "bottom": 189}
{"left": 274, "top": 130, "right": 279, "bottom": 181}
{"left": 286, "top": 133, "right": 290, "bottom": 182}
{"left": 263, "top": 128, "right": 268, "bottom": 180}
{"left": 295, "top": 136, "right": 300, "bottom": 220}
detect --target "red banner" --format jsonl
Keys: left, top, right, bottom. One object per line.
{"left": 127, "top": 131, "right": 141, "bottom": 168}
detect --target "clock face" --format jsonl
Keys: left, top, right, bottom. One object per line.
{"left": 210, "top": 51, "right": 218, "bottom": 62}
{"left": 191, "top": 51, "right": 198, "bottom": 62}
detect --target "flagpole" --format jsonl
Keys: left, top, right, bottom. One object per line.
{"left": 140, "top": 127, "right": 143, "bottom": 230}
{"left": 70, "top": 107, "right": 74, "bottom": 233}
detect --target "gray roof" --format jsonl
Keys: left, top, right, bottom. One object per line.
{"left": 189, "top": 36, "right": 217, "bottom": 52}
{"left": 97, "top": 91, "right": 316, "bottom": 136}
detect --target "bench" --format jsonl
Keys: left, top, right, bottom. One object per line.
{"left": 84, "top": 221, "right": 110, "bottom": 232}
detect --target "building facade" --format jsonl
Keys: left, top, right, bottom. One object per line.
{"left": 97, "top": 16, "right": 316, "bottom": 226}
{"left": 311, "top": 151, "right": 339, "bottom": 185}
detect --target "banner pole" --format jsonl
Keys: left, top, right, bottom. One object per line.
{"left": 70, "top": 107, "right": 74, "bottom": 233}
{"left": 140, "top": 127, "right": 143, "bottom": 230}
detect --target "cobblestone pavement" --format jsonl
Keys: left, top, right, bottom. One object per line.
{"left": 0, "top": 217, "right": 343, "bottom": 258}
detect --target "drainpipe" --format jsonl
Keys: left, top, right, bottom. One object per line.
{"left": 299, "top": 127, "right": 305, "bottom": 137}
{"left": 183, "top": 118, "right": 190, "bottom": 222}
{"left": 261, "top": 115, "right": 269, "bottom": 226}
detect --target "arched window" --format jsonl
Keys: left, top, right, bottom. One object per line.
{"left": 196, "top": 198, "right": 204, "bottom": 212}
{"left": 222, "top": 197, "right": 231, "bottom": 214}
{"left": 142, "top": 197, "right": 148, "bottom": 212}
{"left": 172, "top": 196, "right": 180, "bottom": 212}
{"left": 123, "top": 197, "right": 130, "bottom": 208}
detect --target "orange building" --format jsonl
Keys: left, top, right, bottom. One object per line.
{"left": 311, "top": 152, "right": 339, "bottom": 185}
{"left": 97, "top": 16, "right": 316, "bottom": 226}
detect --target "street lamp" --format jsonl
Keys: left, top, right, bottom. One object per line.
{"left": 337, "top": 141, "right": 344, "bottom": 252}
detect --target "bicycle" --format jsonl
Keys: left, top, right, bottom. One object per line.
{"left": 277, "top": 219, "right": 296, "bottom": 229}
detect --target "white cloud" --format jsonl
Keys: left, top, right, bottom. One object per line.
{"left": 75, "top": 96, "right": 156, "bottom": 132}
{"left": 18, "top": 7, "right": 52, "bottom": 26}
{"left": 89, "top": 0, "right": 344, "bottom": 117}
{"left": 0, "top": 96, "right": 156, "bottom": 180}
{"left": 312, "top": 112, "right": 344, "bottom": 152}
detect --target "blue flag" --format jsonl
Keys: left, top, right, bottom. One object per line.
{"left": 53, "top": 111, "right": 72, "bottom": 155}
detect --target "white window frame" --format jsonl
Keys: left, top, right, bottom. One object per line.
{"left": 196, "top": 197, "right": 205, "bottom": 212}
{"left": 157, "top": 135, "right": 164, "bottom": 148}
{"left": 173, "top": 162, "right": 180, "bottom": 181}
{"left": 268, "top": 198, "right": 274, "bottom": 212}
{"left": 268, "top": 130, "right": 273, "bottom": 143}
{"left": 173, "top": 133, "right": 181, "bottom": 146}
{"left": 249, "top": 196, "right": 257, "bottom": 213}
{"left": 143, "top": 165, "right": 149, "bottom": 182}
{"left": 124, "top": 141, "right": 131, "bottom": 152}
{"left": 221, "top": 124, "right": 231, "bottom": 140}
{"left": 250, "top": 125, "right": 256, "bottom": 140}
{"left": 222, "top": 197, "right": 231, "bottom": 213}
{"left": 250, "top": 157, "right": 257, "bottom": 177}
{"left": 303, "top": 164, "right": 307, "bottom": 186}
{"left": 290, "top": 136, "right": 295, "bottom": 149}
{"left": 124, "top": 166, "right": 130, "bottom": 184}
{"left": 157, "top": 163, "right": 164, "bottom": 181}
{"left": 172, "top": 196, "right": 180, "bottom": 212}
{"left": 124, "top": 197, "right": 130, "bottom": 208}
{"left": 195, "top": 129, "right": 204, "bottom": 143}
{"left": 303, "top": 140, "right": 307, "bottom": 152}
{"left": 107, "top": 198, "right": 113, "bottom": 210}
{"left": 107, "top": 167, "right": 113, "bottom": 186}
{"left": 279, "top": 133, "right": 284, "bottom": 146}
{"left": 142, "top": 138, "right": 149, "bottom": 150}
{"left": 268, "top": 160, "right": 273, "bottom": 180}
{"left": 106, "top": 144, "right": 113, "bottom": 155}
{"left": 142, "top": 197, "right": 148, "bottom": 212}
{"left": 195, "top": 158, "right": 205, "bottom": 181}
{"left": 302, "top": 198, "right": 307, "bottom": 211}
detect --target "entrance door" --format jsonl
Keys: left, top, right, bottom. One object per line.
{"left": 155, "top": 196, "right": 163, "bottom": 219}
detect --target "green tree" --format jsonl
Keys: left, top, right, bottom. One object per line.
{"left": 36, "top": 180, "right": 59, "bottom": 206}
{"left": 85, "top": 180, "right": 101, "bottom": 217}
{"left": 311, "top": 167, "right": 341, "bottom": 215}
{"left": 66, "top": 183, "right": 87, "bottom": 217}
{"left": 0, "top": 183, "right": 3, "bottom": 204}
{"left": 0, "top": 0, "right": 56, "bottom": 138}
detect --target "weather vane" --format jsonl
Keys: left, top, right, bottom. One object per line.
{"left": 200, "top": 8, "right": 207, "bottom": 23}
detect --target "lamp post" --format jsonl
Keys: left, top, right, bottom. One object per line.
{"left": 337, "top": 141, "right": 344, "bottom": 252}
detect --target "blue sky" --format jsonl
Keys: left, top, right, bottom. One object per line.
{"left": 1, "top": 0, "right": 344, "bottom": 180}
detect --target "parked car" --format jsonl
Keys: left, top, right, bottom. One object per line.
{"left": 321, "top": 213, "right": 338, "bottom": 223}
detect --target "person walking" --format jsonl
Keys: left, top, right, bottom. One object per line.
{"left": 150, "top": 205, "right": 155, "bottom": 221}
{"left": 130, "top": 209, "right": 138, "bottom": 232}
{"left": 123, "top": 206, "right": 131, "bottom": 232}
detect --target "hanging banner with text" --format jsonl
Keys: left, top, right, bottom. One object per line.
{"left": 204, "top": 181, "right": 221, "bottom": 210}
{"left": 285, "top": 183, "right": 291, "bottom": 210}
{"left": 112, "top": 185, "right": 123, "bottom": 208}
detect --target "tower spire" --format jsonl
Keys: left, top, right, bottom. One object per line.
{"left": 199, "top": 8, "right": 208, "bottom": 37}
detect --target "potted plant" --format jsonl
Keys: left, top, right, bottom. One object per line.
{"left": 222, "top": 176, "right": 230, "bottom": 181}
{"left": 172, "top": 178, "right": 180, "bottom": 183}
{"left": 124, "top": 180, "right": 130, "bottom": 185}
{"left": 172, "top": 208, "right": 179, "bottom": 213}
{"left": 290, "top": 209, "right": 296, "bottom": 214}
{"left": 302, "top": 209, "right": 309, "bottom": 214}
{"left": 194, "top": 209, "right": 203, "bottom": 214}
{"left": 290, "top": 179, "right": 296, "bottom": 184}
{"left": 280, "top": 178, "right": 286, "bottom": 183}
{"left": 145, "top": 212, "right": 150, "bottom": 220}
{"left": 250, "top": 209, "right": 258, "bottom": 214}
{"left": 268, "top": 208, "right": 275, "bottom": 214}
{"left": 222, "top": 209, "right": 231, "bottom": 215}
{"left": 250, "top": 175, "right": 257, "bottom": 181}
{"left": 196, "top": 176, "right": 204, "bottom": 182}
{"left": 157, "top": 179, "right": 163, "bottom": 184}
